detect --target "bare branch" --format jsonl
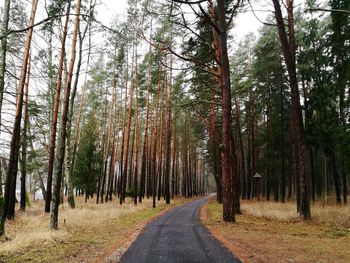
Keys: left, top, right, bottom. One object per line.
{"left": 0, "top": 13, "right": 122, "bottom": 40}
{"left": 307, "top": 8, "right": 350, "bottom": 15}
{"left": 172, "top": 0, "right": 208, "bottom": 4}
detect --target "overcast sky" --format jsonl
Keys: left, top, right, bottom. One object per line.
{"left": 96, "top": 0, "right": 305, "bottom": 42}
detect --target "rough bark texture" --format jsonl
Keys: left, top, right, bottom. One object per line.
{"left": 133, "top": 74, "right": 139, "bottom": 205}
{"left": 217, "top": 0, "right": 236, "bottom": 222}
{"left": 151, "top": 62, "right": 162, "bottom": 208}
{"left": 20, "top": 56, "right": 31, "bottom": 211}
{"left": 3, "top": 0, "right": 38, "bottom": 221}
{"left": 0, "top": 0, "right": 11, "bottom": 126}
{"left": 50, "top": 0, "right": 81, "bottom": 229}
{"left": 272, "top": 0, "right": 310, "bottom": 219}
{"left": 139, "top": 35, "right": 152, "bottom": 202}
{"left": 164, "top": 54, "right": 172, "bottom": 204}
{"left": 65, "top": 24, "right": 89, "bottom": 208}
{"left": 121, "top": 53, "right": 134, "bottom": 204}
{"left": 45, "top": 1, "right": 72, "bottom": 213}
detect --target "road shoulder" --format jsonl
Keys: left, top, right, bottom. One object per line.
{"left": 201, "top": 198, "right": 350, "bottom": 263}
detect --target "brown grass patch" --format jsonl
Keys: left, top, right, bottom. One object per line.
{"left": 201, "top": 199, "right": 350, "bottom": 263}
{"left": 241, "top": 200, "right": 350, "bottom": 229}
{"left": 0, "top": 196, "right": 190, "bottom": 262}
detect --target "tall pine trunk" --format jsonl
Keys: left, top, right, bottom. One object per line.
{"left": 0, "top": 0, "right": 10, "bottom": 235}
{"left": 272, "top": 0, "right": 310, "bottom": 219}
{"left": 164, "top": 54, "right": 172, "bottom": 204}
{"left": 217, "top": 0, "right": 237, "bottom": 222}
{"left": 4, "top": 0, "right": 38, "bottom": 221}
{"left": 20, "top": 56, "right": 31, "bottom": 211}
{"left": 0, "top": 0, "right": 10, "bottom": 127}
{"left": 139, "top": 30, "right": 152, "bottom": 202}
{"left": 50, "top": 0, "right": 81, "bottom": 229}
{"left": 133, "top": 54, "right": 140, "bottom": 205}
{"left": 45, "top": 1, "right": 72, "bottom": 213}
{"left": 151, "top": 61, "right": 162, "bottom": 208}
{"left": 121, "top": 50, "right": 134, "bottom": 204}
{"left": 65, "top": 21, "right": 90, "bottom": 208}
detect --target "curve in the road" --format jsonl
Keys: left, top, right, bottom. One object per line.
{"left": 120, "top": 197, "right": 241, "bottom": 263}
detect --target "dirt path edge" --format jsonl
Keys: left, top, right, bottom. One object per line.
{"left": 200, "top": 198, "right": 249, "bottom": 263}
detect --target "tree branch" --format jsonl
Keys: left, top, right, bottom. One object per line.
{"left": 307, "top": 8, "right": 350, "bottom": 15}
{"left": 0, "top": 13, "right": 121, "bottom": 40}
{"left": 172, "top": 0, "right": 208, "bottom": 4}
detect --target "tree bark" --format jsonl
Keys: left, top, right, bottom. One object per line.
{"left": 3, "top": 0, "right": 38, "bottom": 221}
{"left": 118, "top": 57, "right": 129, "bottom": 201}
{"left": 164, "top": 54, "right": 172, "bottom": 204}
{"left": 272, "top": 0, "right": 310, "bottom": 219}
{"left": 50, "top": 0, "right": 81, "bottom": 229}
{"left": 65, "top": 21, "right": 90, "bottom": 208}
{"left": 133, "top": 55, "right": 140, "bottom": 205}
{"left": 157, "top": 96, "right": 164, "bottom": 201}
{"left": 20, "top": 55, "right": 31, "bottom": 211}
{"left": 331, "top": 154, "right": 341, "bottom": 204}
{"left": 0, "top": 0, "right": 11, "bottom": 127}
{"left": 151, "top": 61, "right": 162, "bottom": 208}
{"left": 45, "top": 1, "right": 72, "bottom": 213}
{"left": 139, "top": 30, "right": 152, "bottom": 202}
{"left": 121, "top": 50, "right": 134, "bottom": 204}
{"left": 216, "top": 0, "right": 237, "bottom": 222}
{"left": 171, "top": 111, "right": 177, "bottom": 198}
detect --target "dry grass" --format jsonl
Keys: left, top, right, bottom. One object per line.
{"left": 1, "top": 197, "right": 146, "bottom": 253}
{"left": 0, "top": 196, "right": 189, "bottom": 262}
{"left": 241, "top": 200, "right": 350, "bottom": 229}
{"left": 241, "top": 201, "right": 298, "bottom": 222}
{"left": 312, "top": 204, "right": 350, "bottom": 229}
{"left": 202, "top": 199, "right": 350, "bottom": 263}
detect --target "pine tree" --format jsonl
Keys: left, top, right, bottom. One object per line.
{"left": 73, "top": 112, "right": 101, "bottom": 201}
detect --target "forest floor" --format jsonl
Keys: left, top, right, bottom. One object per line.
{"left": 201, "top": 198, "right": 350, "bottom": 263}
{"left": 0, "top": 196, "right": 191, "bottom": 262}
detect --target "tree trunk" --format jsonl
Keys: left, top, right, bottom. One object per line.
{"left": 171, "top": 111, "right": 177, "bottom": 198}
{"left": 272, "top": 0, "right": 310, "bottom": 219}
{"left": 151, "top": 61, "right": 162, "bottom": 208}
{"left": 341, "top": 160, "right": 347, "bottom": 204}
{"left": 20, "top": 55, "right": 31, "bottom": 211}
{"left": 121, "top": 49, "right": 134, "bottom": 204}
{"left": 50, "top": 0, "right": 81, "bottom": 229}
{"left": 331, "top": 154, "right": 341, "bottom": 204}
{"left": 217, "top": 0, "right": 236, "bottom": 222}
{"left": 3, "top": 0, "right": 38, "bottom": 221}
{"left": 118, "top": 59, "right": 129, "bottom": 201}
{"left": 133, "top": 57, "right": 140, "bottom": 205}
{"left": 66, "top": 23, "right": 90, "bottom": 208}
{"left": 0, "top": 0, "right": 11, "bottom": 127}
{"left": 106, "top": 69, "right": 118, "bottom": 202}
{"left": 139, "top": 31, "right": 152, "bottom": 202}
{"left": 208, "top": 0, "right": 223, "bottom": 203}
{"left": 157, "top": 99, "right": 164, "bottom": 201}
{"left": 280, "top": 83, "right": 286, "bottom": 202}
{"left": 70, "top": 22, "right": 92, "bottom": 188}
{"left": 234, "top": 97, "right": 246, "bottom": 201}
{"left": 164, "top": 54, "right": 172, "bottom": 204}
{"left": 45, "top": 1, "right": 72, "bottom": 213}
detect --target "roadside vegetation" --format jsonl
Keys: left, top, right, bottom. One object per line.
{"left": 0, "top": 196, "right": 189, "bottom": 262}
{"left": 202, "top": 199, "right": 350, "bottom": 263}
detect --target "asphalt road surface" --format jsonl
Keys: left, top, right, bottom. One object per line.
{"left": 120, "top": 197, "right": 241, "bottom": 263}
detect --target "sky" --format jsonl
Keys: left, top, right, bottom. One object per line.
{"left": 96, "top": 0, "right": 305, "bottom": 42}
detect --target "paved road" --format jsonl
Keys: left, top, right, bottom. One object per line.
{"left": 120, "top": 197, "right": 241, "bottom": 263}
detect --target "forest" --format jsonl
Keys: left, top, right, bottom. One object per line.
{"left": 0, "top": 0, "right": 349, "bottom": 262}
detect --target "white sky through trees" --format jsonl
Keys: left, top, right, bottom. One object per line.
{"left": 96, "top": 0, "right": 305, "bottom": 41}
{"left": 0, "top": 0, "right": 317, "bottom": 157}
